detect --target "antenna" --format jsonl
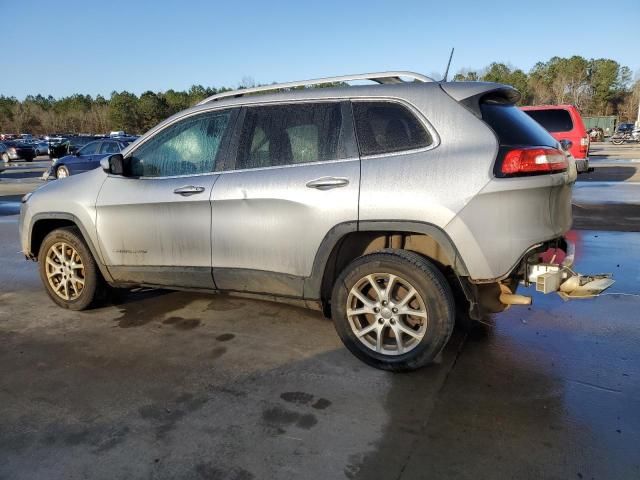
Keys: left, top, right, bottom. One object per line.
{"left": 442, "top": 48, "right": 455, "bottom": 82}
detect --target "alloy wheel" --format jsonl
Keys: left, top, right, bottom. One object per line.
{"left": 346, "top": 273, "right": 428, "bottom": 355}
{"left": 45, "top": 242, "right": 85, "bottom": 301}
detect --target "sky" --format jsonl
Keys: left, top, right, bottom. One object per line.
{"left": 2, "top": 0, "right": 639, "bottom": 99}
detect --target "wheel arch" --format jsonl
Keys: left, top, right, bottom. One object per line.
{"left": 29, "top": 213, "right": 113, "bottom": 283}
{"left": 304, "top": 221, "right": 472, "bottom": 313}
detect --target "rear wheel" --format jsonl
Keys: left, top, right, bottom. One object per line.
{"left": 56, "top": 165, "right": 69, "bottom": 178}
{"left": 611, "top": 138, "right": 624, "bottom": 145}
{"left": 331, "top": 249, "right": 455, "bottom": 371}
{"left": 38, "top": 227, "right": 105, "bottom": 310}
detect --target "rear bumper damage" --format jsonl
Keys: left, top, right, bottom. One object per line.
{"left": 465, "top": 237, "right": 614, "bottom": 320}
{"left": 506, "top": 237, "right": 614, "bottom": 304}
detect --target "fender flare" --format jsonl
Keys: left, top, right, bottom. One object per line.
{"left": 29, "top": 212, "right": 114, "bottom": 283}
{"left": 303, "top": 220, "right": 469, "bottom": 300}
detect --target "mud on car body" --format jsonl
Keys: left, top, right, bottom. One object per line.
{"left": 19, "top": 72, "right": 612, "bottom": 371}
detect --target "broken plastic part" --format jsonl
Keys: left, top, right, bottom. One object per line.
{"left": 557, "top": 274, "right": 615, "bottom": 300}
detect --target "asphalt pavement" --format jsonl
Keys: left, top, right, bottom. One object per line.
{"left": 0, "top": 146, "right": 639, "bottom": 479}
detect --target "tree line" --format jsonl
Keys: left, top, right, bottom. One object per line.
{"left": 454, "top": 56, "right": 638, "bottom": 120}
{"left": 0, "top": 55, "right": 638, "bottom": 136}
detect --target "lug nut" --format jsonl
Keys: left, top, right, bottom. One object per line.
{"left": 373, "top": 307, "right": 380, "bottom": 313}
{"left": 382, "top": 300, "right": 387, "bottom": 306}
{"left": 378, "top": 318, "right": 384, "bottom": 324}
{"left": 390, "top": 319, "right": 396, "bottom": 325}
{"left": 392, "top": 307, "right": 398, "bottom": 313}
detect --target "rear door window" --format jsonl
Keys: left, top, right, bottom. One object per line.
{"left": 100, "top": 141, "right": 121, "bottom": 154}
{"left": 235, "top": 102, "right": 344, "bottom": 169}
{"left": 522, "top": 109, "right": 574, "bottom": 133}
{"left": 352, "top": 101, "right": 431, "bottom": 156}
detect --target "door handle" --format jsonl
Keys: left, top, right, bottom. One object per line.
{"left": 173, "top": 185, "right": 205, "bottom": 196}
{"left": 305, "top": 177, "right": 349, "bottom": 190}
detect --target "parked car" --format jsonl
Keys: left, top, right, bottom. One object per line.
{"left": 521, "top": 105, "right": 591, "bottom": 173}
{"left": 48, "top": 136, "right": 104, "bottom": 159}
{"left": 30, "top": 140, "right": 49, "bottom": 156}
{"left": 44, "top": 138, "right": 136, "bottom": 179}
{"left": 3, "top": 140, "right": 36, "bottom": 162}
{"left": 22, "top": 71, "right": 611, "bottom": 371}
{"left": 0, "top": 142, "right": 9, "bottom": 163}
{"left": 0, "top": 143, "right": 6, "bottom": 172}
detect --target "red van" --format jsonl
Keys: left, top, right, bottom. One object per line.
{"left": 521, "top": 105, "right": 590, "bottom": 172}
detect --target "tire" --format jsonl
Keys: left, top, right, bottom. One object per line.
{"left": 611, "top": 138, "right": 623, "bottom": 145}
{"left": 38, "top": 227, "right": 105, "bottom": 310}
{"left": 331, "top": 249, "right": 455, "bottom": 372}
{"left": 56, "top": 165, "right": 70, "bottom": 178}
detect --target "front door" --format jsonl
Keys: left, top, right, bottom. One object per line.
{"left": 96, "top": 108, "right": 237, "bottom": 288}
{"left": 210, "top": 101, "right": 360, "bottom": 297}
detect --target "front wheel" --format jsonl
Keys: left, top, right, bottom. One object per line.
{"left": 38, "top": 227, "right": 105, "bottom": 310}
{"left": 611, "top": 138, "right": 624, "bottom": 145}
{"left": 331, "top": 249, "right": 455, "bottom": 372}
{"left": 56, "top": 165, "right": 70, "bottom": 178}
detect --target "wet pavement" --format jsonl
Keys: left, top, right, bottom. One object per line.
{"left": 0, "top": 146, "right": 639, "bottom": 479}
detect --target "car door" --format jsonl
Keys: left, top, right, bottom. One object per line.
{"left": 96, "top": 108, "right": 238, "bottom": 288}
{"left": 71, "top": 141, "right": 102, "bottom": 173}
{"left": 210, "top": 101, "right": 360, "bottom": 297}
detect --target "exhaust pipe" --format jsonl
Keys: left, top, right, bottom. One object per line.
{"left": 499, "top": 292, "right": 532, "bottom": 305}
{"left": 499, "top": 283, "right": 532, "bottom": 306}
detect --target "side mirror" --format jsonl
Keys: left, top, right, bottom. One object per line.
{"left": 101, "top": 153, "right": 128, "bottom": 175}
{"left": 559, "top": 139, "right": 573, "bottom": 152}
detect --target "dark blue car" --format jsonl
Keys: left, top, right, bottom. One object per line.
{"left": 46, "top": 137, "right": 136, "bottom": 180}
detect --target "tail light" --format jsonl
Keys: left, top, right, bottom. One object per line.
{"left": 579, "top": 136, "right": 589, "bottom": 154}
{"left": 497, "top": 147, "right": 568, "bottom": 177}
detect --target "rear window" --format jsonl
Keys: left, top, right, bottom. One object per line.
{"left": 522, "top": 109, "right": 573, "bottom": 133}
{"left": 236, "top": 102, "right": 343, "bottom": 169}
{"left": 481, "top": 103, "right": 557, "bottom": 147}
{"left": 352, "top": 102, "right": 431, "bottom": 156}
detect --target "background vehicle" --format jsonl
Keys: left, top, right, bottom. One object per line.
{"left": 48, "top": 136, "right": 103, "bottom": 159}
{"left": 20, "top": 72, "right": 590, "bottom": 371}
{"left": 32, "top": 140, "right": 49, "bottom": 156}
{"left": 521, "top": 105, "right": 590, "bottom": 173}
{"left": 610, "top": 123, "right": 640, "bottom": 144}
{"left": 2, "top": 140, "right": 36, "bottom": 162}
{"left": 45, "top": 137, "right": 136, "bottom": 179}
{"left": 0, "top": 143, "right": 9, "bottom": 163}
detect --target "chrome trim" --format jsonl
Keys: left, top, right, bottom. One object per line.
{"left": 214, "top": 157, "right": 360, "bottom": 175}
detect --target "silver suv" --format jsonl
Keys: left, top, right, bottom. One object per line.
{"left": 19, "top": 72, "right": 579, "bottom": 371}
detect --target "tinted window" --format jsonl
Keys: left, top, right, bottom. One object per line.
{"left": 523, "top": 109, "right": 573, "bottom": 133}
{"left": 236, "top": 103, "right": 343, "bottom": 169}
{"left": 130, "top": 110, "right": 231, "bottom": 177}
{"left": 481, "top": 104, "right": 557, "bottom": 147}
{"left": 78, "top": 141, "right": 101, "bottom": 155}
{"left": 100, "top": 141, "right": 121, "bottom": 154}
{"left": 352, "top": 102, "right": 431, "bottom": 156}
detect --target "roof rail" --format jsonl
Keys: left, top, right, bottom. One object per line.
{"left": 197, "top": 71, "right": 434, "bottom": 105}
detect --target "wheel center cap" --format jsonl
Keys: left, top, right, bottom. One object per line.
{"left": 381, "top": 307, "right": 393, "bottom": 320}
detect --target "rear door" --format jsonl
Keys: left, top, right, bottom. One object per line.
{"left": 210, "top": 101, "right": 359, "bottom": 297}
